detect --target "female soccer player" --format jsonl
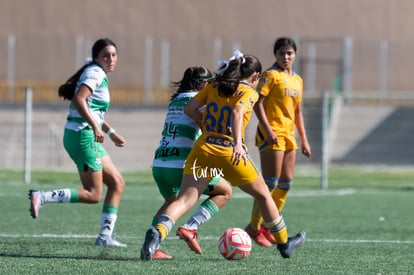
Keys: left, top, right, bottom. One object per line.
{"left": 245, "top": 37, "right": 312, "bottom": 247}
{"left": 141, "top": 50, "right": 306, "bottom": 260}
{"left": 28, "top": 38, "right": 127, "bottom": 247}
{"left": 149, "top": 66, "right": 232, "bottom": 259}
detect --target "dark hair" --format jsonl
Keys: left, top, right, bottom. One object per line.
{"left": 170, "top": 66, "right": 213, "bottom": 101}
{"left": 215, "top": 54, "right": 262, "bottom": 97}
{"left": 58, "top": 38, "right": 117, "bottom": 100}
{"left": 273, "top": 37, "right": 297, "bottom": 57}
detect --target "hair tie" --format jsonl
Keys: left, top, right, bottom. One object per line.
{"left": 192, "top": 76, "right": 215, "bottom": 81}
{"left": 215, "top": 50, "right": 245, "bottom": 75}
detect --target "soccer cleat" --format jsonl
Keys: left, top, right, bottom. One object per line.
{"left": 244, "top": 225, "right": 272, "bottom": 247}
{"left": 176, "top": 226, "right": 202, "bottom": 255}
{"left": 153, "top": 249, "right": 173, "bottom": 260}
{"left": 95, "top": 235, "right": 127, "bottom": 247}
{"left": 261, "top": 226, "right": 277, "bottom": 244}
{"left": 140, "top": 227, "right": 161, "bottom": 261}
{"left": 28, "top": 190, "right": 44, "bottom": 219}
{"left": 277, "top": 231, "right": 307, "bottom": 258}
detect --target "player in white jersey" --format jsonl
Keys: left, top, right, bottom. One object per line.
{"left": 149, "top": 66, "right": 232, "bottom": 259}
{"left": 28, "top": 38, "right": 127, "bottom": 247}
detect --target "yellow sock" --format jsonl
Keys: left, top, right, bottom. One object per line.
{"left": 155, "top": 214, "right": 175, "bottom": 241}
{"left": 264, "top": 216, "right": 288, "bottom": 244}
{"left": 249, "top": 200, "right": 263, "bottom": 230}
{"left": 272, "top": 179, "right": 292, "bottom": 212}
{"left": 272, "top": 188, "right": 288, "bottom": 212}
{"left": 155, "top": 224, "right": 168, "bottom": 241}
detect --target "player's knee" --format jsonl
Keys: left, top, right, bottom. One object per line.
{"left": 223, "top": 184, "right": 232, "bottom": 201}
{"left": 107, "top": 175, "right": 125, "bottom": 194}
{"left": 214, "top": 181, "right": 232, "bottom": 201}
{"left": 115, "top": 177, "right": 125, "bottom": 193}
{"left": 87, "top": 191, "right": 102, "bottom": 203}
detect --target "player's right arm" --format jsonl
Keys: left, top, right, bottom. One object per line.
{"left": 254, "top": 95, "right": 277, "bottom": 144}
{"left": 231, "top": 104, "right": 247, "bottom": 166}
{"left": 73, "top": 84, "right": 105, "bottom": 143}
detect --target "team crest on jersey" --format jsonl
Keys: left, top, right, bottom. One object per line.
{"left": 160, "top": 137, "right": 170, "bottom": 147}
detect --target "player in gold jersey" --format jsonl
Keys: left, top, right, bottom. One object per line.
{"left": 245, "top": 37, "right": 312, "bottom": 247}
{"left": 141, "top": 50, "right": 306, "bottom": 260}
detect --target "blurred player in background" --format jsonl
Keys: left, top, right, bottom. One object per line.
{"left": 141, "top": 50, "right": 306, "bottom": 261}
{"left": 148, "top": 66, "right": 232, "bottom": 259}
{"left": 28, "top": 38, "right": 127, "bottom": 247}
{"left": 245, "top": 37, "right": 311, "bottom": 247}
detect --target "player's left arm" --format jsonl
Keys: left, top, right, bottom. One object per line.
{"left": 102, "top": 121, "right": 126, "bottom": 147}
{"left": 295, "top": 103, "right": 311, "bottom": 158}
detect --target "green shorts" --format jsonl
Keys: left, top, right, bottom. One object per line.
{"left": 63, "top": 127, "right": 108, "bottom": 172}
{"left": 152, "top": 166, "right": 221, "bottom": 199}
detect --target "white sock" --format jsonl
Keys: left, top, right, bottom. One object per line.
{"left": 43, "top": 189, "right": 71, "bottom": 203}
{"left": 99, "top": 213, "right": 117, "bottom": 238}
{"left": 185, "top": 206, "right": 212, "bottom": 230}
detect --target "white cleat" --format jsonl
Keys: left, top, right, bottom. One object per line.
{"left": 95, "top": 235, "right": 127, "bottom": 247}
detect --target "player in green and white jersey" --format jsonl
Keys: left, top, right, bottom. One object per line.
{"left": 28, "top": 38, "right": 127, "bottom": 247}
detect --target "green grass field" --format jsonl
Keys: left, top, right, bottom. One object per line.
{"left": 1, "top": 167, "right": 414, "bottom": 274}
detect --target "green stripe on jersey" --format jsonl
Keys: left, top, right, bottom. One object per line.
{"left": 91, "top": 98, "right": 110, "bottom": 112}
{"left": 100, "top": 77, "right": 109, "bottom": 89}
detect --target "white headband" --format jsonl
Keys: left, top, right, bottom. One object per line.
{"left": 216, "top": 50, "right": 246, "bottom": 75}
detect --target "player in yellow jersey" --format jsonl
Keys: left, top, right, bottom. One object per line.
{"left": 245, "top": 37, "right": 312, "bottom": 247}
{"left": 141, "top": 50, "right": 306, "bottom": 260}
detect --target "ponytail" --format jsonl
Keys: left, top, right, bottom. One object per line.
{"left": 58, "top": 64, "right": 89, "bottom": 100}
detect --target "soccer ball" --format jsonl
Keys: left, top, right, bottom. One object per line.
{"left": 218, "top": 227, "right": 252, "bottom": 260}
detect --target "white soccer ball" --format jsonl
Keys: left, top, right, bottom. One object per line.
{"left": 218, "top": 227, "right": 252, "bottom": 260}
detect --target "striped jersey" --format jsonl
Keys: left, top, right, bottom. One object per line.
{"left": 65, "top": 64, "right": 110, "bottom": 131}
{"left": 152, "top": 91, "right": 201, "bottom": 168}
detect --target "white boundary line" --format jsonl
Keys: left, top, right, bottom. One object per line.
{"left": 1, "top": 233, "right": 413, "bottom": 244}
{"left": 231, "top": 188, "right": 357, "bottom": 199}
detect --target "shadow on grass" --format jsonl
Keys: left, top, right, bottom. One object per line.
{"left": 0, "top": 250, "right": 139, "bottom": 262}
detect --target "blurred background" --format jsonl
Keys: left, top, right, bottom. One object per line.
{"left": 1, "top": 0, "right": 413, "bottom": 174}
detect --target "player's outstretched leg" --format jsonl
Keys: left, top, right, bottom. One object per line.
{"left": 176, "top": 226, "right": 202, "bottom": 255}
{"left": 141, "top": 227, "right": 161, "bottom": 261}
{"left": 28, "top": 190, "right": 44, "bottom": 219}
{"left": 277, "top": 231, "right": 306, "bottom": 258}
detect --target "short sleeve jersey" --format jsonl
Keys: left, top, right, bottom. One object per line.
{"left": 65, "top": 64, "right": 110, "bottom": 131}
{"left": 256, "top": 63, "right": 303, "bottom": 138}
{"left": 194, "top": 82, "right": 258, "bottom": 156}
{"left": 152, "top": 91, "right": 201, "bottom": 168}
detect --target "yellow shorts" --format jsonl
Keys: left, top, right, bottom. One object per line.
{"left": 256, "top": 131, "right": 298, "bottom": 152}
{"left": 183, "top": 146, "right": 260, "bottom": 186}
